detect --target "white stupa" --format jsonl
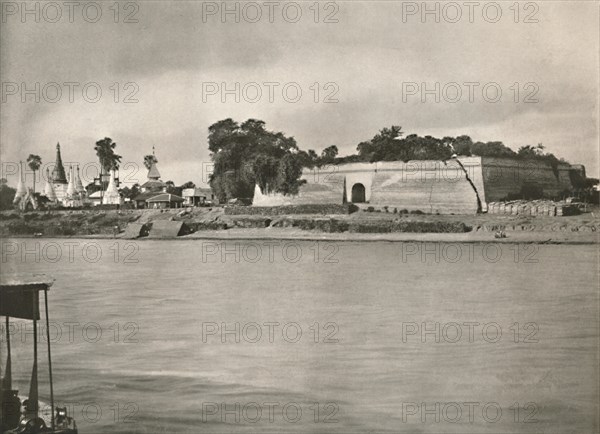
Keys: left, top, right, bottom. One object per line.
{"left": 102, "top": 169, "right": 121, "bottom": 205}
{"left": 66, "top": 166, "right": 76, "bottom": 197}
{"left": 75, "top": 165, "right": 86, "bottom": 195}
{"left": 62, "top": 166, "right": 82, "bottom": 207}
{"left": 13, "top": 161, "right": 26, "bottom": 203}
{"left": 43, "top": 168, "right": 57, "bottom": 202}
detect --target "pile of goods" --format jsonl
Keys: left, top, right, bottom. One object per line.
{"left": 487, "top": 200, "right": 580, "bottom": 216}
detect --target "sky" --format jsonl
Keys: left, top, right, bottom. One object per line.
{"left": 1, "top": 0, "right": 598, "bottom": 188}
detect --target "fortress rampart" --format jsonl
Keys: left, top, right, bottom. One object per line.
{"left": 252, "top": 157, "right": 578, "bottom": 214}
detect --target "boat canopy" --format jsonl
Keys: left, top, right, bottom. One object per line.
{"left": 0, "top": 275, "right": 54, "bottom": 320}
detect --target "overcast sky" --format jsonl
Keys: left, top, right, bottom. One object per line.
{"left": 1, "top": 1, "right": 598, "bottom": 187}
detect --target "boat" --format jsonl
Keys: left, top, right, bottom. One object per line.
{"left": 1, "top": 275, "right": 77, "bottom": 433}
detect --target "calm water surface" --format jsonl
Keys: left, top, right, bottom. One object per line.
{"left": 1, "top": 238, "right": 598, "bottom": 433}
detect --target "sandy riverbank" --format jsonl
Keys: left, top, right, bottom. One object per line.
{"left": 1, "top": 207, "right": 598, "bottom": 244}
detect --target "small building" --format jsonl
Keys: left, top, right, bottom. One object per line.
{"left": 182, "top": 187, "right": 214, "bottom": 206}
{"left": 87, "top": 191, "right": 103, "bottom": 206}
{"left": 146, "top": 193, "right": 185, "bottom": 209}
{"left": 133, "top": 191, "right": 159, "bottom": 208}
{"left": 132, "top": 152, "right": 168, "bottom": 208}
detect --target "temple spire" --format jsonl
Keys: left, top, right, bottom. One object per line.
{"left": 148, "top": 147, "right": 161, "bottom": 180}
{"left": 51, "top": 142, "right": 67, "bottom": 184}
{"left": 75, "top": 165, "right": 85, "bottom": 193}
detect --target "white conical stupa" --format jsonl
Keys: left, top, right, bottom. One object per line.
{"left": 102, "top": 169, "right": 121, "bottom": 205}
{"left": 43, "top": 168, "right": 57, "bottom": 202}
{"left": 75, "top": 165, "right": 85, "bottom": 194}
{"left": 66, "top": 165, "right": 76, "bottom": 197}
{"left": 13, "top": 161, "right": 27, "bottom": 202}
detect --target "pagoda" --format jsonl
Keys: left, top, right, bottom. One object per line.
{"left": 43, "top": 168, "right": 57, "bottom": 203}
{"left": 51, "top": 143, "right": 68, "bottom": 201}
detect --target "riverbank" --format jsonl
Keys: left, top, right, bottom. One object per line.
{"left": 1, "top": 207, "right": 598, "bottom": 244}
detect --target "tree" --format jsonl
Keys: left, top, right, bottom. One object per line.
{"left": 119, "top": 183, "right": 140, "bottom": 200}
{"left": 276, "top": 153, "right": 306, "bottom": 195}
{"left": 26, "top": 154, "right": 42, "bottom": 193}
{"left": 471, "top": 141, "right": 516, "bottom": 158}
{"left": 320, "top": 146, "right": 339, "bottom": 164}
{"left": 517, "top": 143, "right": 545, "bottom": 158}
{"left": 94, "top": 137, "right": 122, "bottom": 199}
{"left": 0, "top": 182, "right": 16, "bottom": 210}
{"left": 208, "top": 118, "right": 304, "bottom": 203}
{"left": 445, "top": 135, "right": 473, "bottom": 156}
{"left": 94, "top": 138, "right": 122, "bottom": 174}
{"left": 165, "top": 181, "right": 182, "bottom": 196}
{"left": 181, "top": 181, "right": 196, "bottom": 189}
{"left": 143, "top": 154, "right": 158, "bottom": 170}
{"left": 296, "top": 149, "right": 319, "bottom": 169}
{"left": 356, "top": 126, "right": 406, "bottom": 162}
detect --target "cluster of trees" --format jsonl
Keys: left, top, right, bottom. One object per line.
{"left": 0, "top": 178, "right": 15, "bottom": 210}
{"left": 332, "top": 126, "right": 564, "bottom": 167}
{"left": 85, "top": 137, "right": 123, "bottom": 196}
{"left": 208, "top": 120, "right": 576, "bottom": 203}
{"left": 208, "top": 119, "right": 305, "bottom": 202}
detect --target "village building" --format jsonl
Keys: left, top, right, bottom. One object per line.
{"left": 146, "top": 193, "right": 185, "bottom": 208}
{"left": 133, "top": 158, "right": 167, "bottom": 208}
{"left": 182, "top": 187, "right": 215, "bottom": 206}
{"left": 87, "top": 190, "right": 103, "bottom": 206}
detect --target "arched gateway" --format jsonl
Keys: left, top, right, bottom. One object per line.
{"left": 351, "top": 183, "right": 366, "bottom": 203}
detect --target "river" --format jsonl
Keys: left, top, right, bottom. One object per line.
{"left": 1, "top": 238, "right": 598, "bottom": 433}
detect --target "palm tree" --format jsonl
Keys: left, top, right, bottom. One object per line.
{"left": 143, "top": 154, "right": 158, "bottom": 170}
{"left": 26, "top": 154, "right": 42, "bottom": 193}
{"left": 94, "top": 138, "right": 122, "bottom": 199}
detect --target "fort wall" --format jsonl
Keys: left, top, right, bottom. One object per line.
{"left": 480, "top": 157, "right": 573, "bottom": 202}
{"left": 251, "top": 157, "right": 577, "bottom": 215}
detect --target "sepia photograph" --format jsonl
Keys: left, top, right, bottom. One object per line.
{"left": 0, "top": 1, "right": 599, "bottom": 433}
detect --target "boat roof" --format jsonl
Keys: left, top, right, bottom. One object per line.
{"left": 0, "top": 274, "right": 54, "bottom": 290}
